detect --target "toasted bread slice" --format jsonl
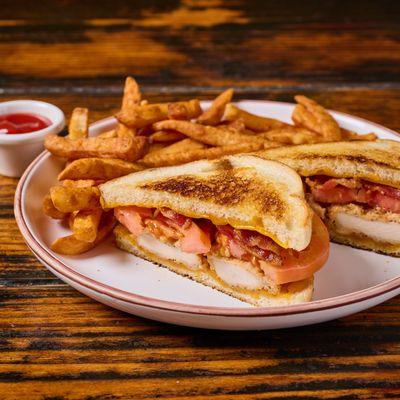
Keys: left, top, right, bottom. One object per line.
{"left": 259, "top": 140, "right": 400, "bottom": 189}
{"left": 100, "top": 154, "right": 312, "bottom": 251}
{"left": 114, "top": 224, "right": 314, "bottom": 307}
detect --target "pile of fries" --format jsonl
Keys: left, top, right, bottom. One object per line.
{"left": 43, "top": 77, "right": 377, "bottom": 255}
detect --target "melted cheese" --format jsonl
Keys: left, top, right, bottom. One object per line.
{"left": 335, "top": 212, "right": 400, "bottom": 244}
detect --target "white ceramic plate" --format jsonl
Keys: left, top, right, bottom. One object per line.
{"left": 15, "top": 100, "right": 400, "bottom": 330}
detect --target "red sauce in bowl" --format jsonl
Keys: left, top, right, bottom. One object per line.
{"left": 0, "top": 113, "right": 52, "bottom": 134}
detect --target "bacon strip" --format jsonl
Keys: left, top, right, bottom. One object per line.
{"left": 215, "top": 226, "right": 282, "bottom": 266}
{"left": 306, "top": 176, "right": 400, "bottom": 214}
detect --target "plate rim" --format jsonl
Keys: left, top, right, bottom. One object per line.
{"left": 14, "top": 100, "right": 400, "bottom": 318}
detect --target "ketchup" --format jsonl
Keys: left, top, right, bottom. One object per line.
{"left": 0, "top": 113, "right": 51, "bottom": 134}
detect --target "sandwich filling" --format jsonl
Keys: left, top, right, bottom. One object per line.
{"left": 334, "top": 211, "right": 400, "bottom": 244}
{"left": 114, "top": 206, "right": 329, "bottom": 293}
{"left": 305, "top": 176, "right": 400, "bottom": 243}
{"left": 136, "top": 233, "right": 205, "bottom": 269}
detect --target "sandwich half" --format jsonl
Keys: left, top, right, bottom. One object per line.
{"left": 260, "top": 140, "right": 400, "bottom": 256}
{"left": 99, "top": 155, "right": 329, "bottom": 307}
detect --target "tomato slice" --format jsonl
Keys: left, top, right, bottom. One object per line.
{"left": 261, "top": 214, "right": 330, "bottom": 285}
{"left": 114, "top": 206, "right": 153, "bottom": 236}
{"left": 178, "top": 221, "right": 212, "bottom": 254}
{"left": 311, "top": 185, "right": 357, "bottom": 204}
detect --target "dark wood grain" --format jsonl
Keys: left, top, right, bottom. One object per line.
{"left": 2, "top": 0, "right": 400, "bottom": 22}
{"left": 1, "top": 1, "right": 400, "bottom": 398}
{"left": 1, "top": 0, "right": 400, "bottom": 92}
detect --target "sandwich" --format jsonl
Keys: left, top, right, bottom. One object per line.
{"left": 260, "top": 140, "right": 400, "bottom": 257}
{"left": 99, "top": 154, "right": 329, "bottom": 307}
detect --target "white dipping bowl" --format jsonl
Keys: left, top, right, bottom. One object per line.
{"left": 0, "top": 100, "right": 65, "bottom": 177}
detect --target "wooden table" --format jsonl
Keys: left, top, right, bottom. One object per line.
{"left": 1, "top": 1, "right": 400, "bottom": 398}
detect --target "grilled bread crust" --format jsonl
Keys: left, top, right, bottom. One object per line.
{"left": 259, "top": 140, "right": 400, "bottom": 189}
{"left": 329, "top": 230, "right": 400, "bottom": 257}
{"left": 100, "top": 154, "right": 312, "bottom": 251}
{"left": 114, "top": 224, "right": 314, "bottom": 307}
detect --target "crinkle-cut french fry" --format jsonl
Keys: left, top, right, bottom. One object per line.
{"left": 122, "top": 76, "right": 141, "bottom": 111}
{"left": 71, "top": 208, "right": 103, "bottom": 243}
{"left": 148, "top": 142, "right": 168, "bottom": 154}
{"left": 116, "top": 104, "right": 166, "bottom": 128}
{"left": 258, "top": 126, "right": 321, "bottom": 145}
{"left": 116, "top": 100, "right": 202, "bottom": 128}
{"left": 146, "top": 138, "right": 205, "bottom": 158}
{"left": 115, "top": 78, "right": 142, "bottom": 138}
{"left": 144, "top": 139, "right": 207, "bottom": 162}
{"left": 68, "top": 211, "right": 78, "bottom": 230}
{"left": 50, "top": 186, "right": 100, "bottom": 213}
{"left": 160, "top": 138, "right": 207, "bottom": 154}
{"left": 58, "top": 158, "right": 143, "bottom": 181}
{"left": 340, "top": 128, "right": 377, "bottom": 141}
{"left": 68, "top": 107, "right": 89, "bottom": 139}
{"left": 152, "top": 120, "right": 268, "bottom": 147}
{"left": 51, "top": 212, "right": 116, "bottom": 255}
{"left": 217, "top": 121, "right": 256, "bottom": 136}
{"left": 150, "top": 130, "right": 186, "bottom": 143}
{"left": 198, "top": 88, "right": 234, "bottom": 126}
{"left": 62, "top": 179, "right": 103, "bottom": 187}
{"left": 292, "top": 95, "right": 341, "bottom": 141}
{"left": 116, "top": 123, "right": 137, "bottom": 138}
{"left": 218, "top": 118, "right": 246, "bottom": 133}
{"left": 42, "top": 194, "right": 68, "bottom": 219}
{"left": 51, "top": 233, "right": 94, "bottom": 254}
{"left": 167, "top": 103, "right": 191, "bottom": 120}
{"left": 140, "top": 141, "right": 266, "bottom": 168}
{"left": 44, "top": 134, "right": 148, "bottom": 161}
{"left": 164, "top": 100, "right": 202, "bottom": 119}
{"left": 98, "top": 129, "right": 117, "bottom": 138}
{"left": 223, "top": 104, "right": 287, "bottom": 132}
